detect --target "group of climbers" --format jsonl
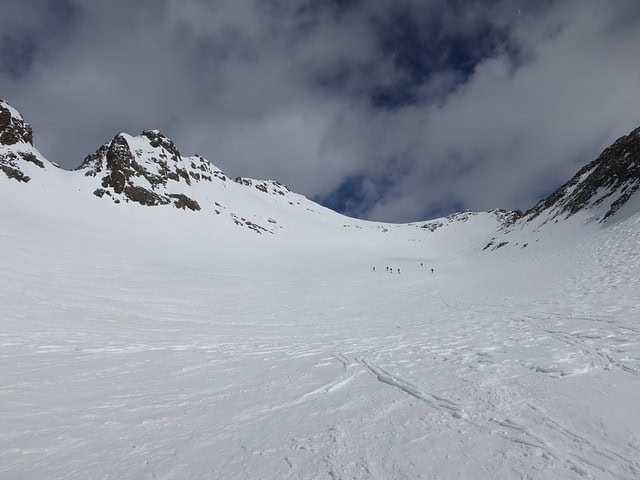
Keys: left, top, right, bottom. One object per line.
{"left": 372, "top": 264, "right": 434, "bottom": 274}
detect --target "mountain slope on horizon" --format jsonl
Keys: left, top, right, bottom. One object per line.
{"left": 0, "top": 99, "right": 517, "bottom": 243}
{"left": 2, "top": 97, "right": 640, "bottom": 248}
{"left": 522, "top": 126, "right": 640, "bottom": 225}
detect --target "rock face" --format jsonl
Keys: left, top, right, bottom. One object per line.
{"left": 0, "top": 100, "right": 33, "bottom": 146}
{"left": 524, "top": 127, "right": 640, "bottom": 224}
{"left": 76, "top": 127, "right": 294, "bottom": 214}
{"left": 0, "top": 100, "right": 45, "bottom": 183}
{"left": 76, "top": 130, "right": 217, "bottom": 211}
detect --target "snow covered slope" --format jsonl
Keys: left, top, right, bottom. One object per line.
{"left": 2, "top": 100, "right": 640, "bottom": 479}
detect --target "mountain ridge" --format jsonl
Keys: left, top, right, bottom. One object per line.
{"left": 521, "top": 126, "right": 640, "bottom": 225}
{"left": 2, "top": 99, "right": 640, "bottom": 240}
{"left": 1, "top": 100, "right": 319, "bottom": 235}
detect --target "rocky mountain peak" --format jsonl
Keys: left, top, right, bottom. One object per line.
{"left": 524, "top": 126, "right": 640, "bottom": 224}
{"left": 0, "top": 101, "right": 46, "bottom": 183}
{"left": 141, "top": 130, "right": 181, "bottom": 159}
{"left": 0, "top": 100, "right": 33, "bottom": 146}
{"left": 76, "top": 130, "right": 212, "bottom": 210}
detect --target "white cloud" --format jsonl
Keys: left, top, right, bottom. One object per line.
{"left": 2, "top": 0, "right": 640, "bottom": 222}
{"left": 365, "top": 0, "right": 640, "bottom": 221}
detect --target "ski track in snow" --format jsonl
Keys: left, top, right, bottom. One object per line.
{"left": 356, "top": 357, "right": 467, "bottom": 419}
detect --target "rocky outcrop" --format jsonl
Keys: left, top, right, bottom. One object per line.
{"left": 0, "top": 100, "right": 33, "bottom": 146}
{"left": 0, "top": 100, "right": 46, "bottom": 183}
{"left": 76, "top": 130, "right": 208, "bottom": 210}
{"left": 169, "top": 193, "right": 201, "bottom": 211}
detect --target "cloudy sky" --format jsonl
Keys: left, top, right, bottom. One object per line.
{"left": 2, "top": 0, "right": 640, "bottom": 222}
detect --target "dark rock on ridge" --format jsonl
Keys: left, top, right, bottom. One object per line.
{"left": 76, "top": 131, "right": 204, "bottom": 210}
{"left": 169, "top": 193, "right": 201, "bottom": 211}
{"left": 0, "top": 100, "right": 45, "bottom": 183}
{"left": 0, "top": 100, "right": 33, "bottom": 146}
{"left": 524, "top": 127, "right": 640, "bottom": 224}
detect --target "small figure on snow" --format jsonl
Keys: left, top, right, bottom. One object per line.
{"left": 397, "top": 268, "right": 400, "bottom": 274}
{"left": 431, "top": 268, "right": 434, "bottom": 273}
{"left": 372, "top": 266, "right": 376, "bottom": 272}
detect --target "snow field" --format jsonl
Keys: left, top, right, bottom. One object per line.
{"left": 1, "top": 185, "right": 640, "bottom": 479}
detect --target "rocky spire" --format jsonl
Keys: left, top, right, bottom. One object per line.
{"left": 0, "top": 100, "right": 45, "bottom": 183}
{"left": 0, "top": 100, "right": 34, "bottom": 146}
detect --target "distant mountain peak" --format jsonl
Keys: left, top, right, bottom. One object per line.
{"left": 523, "top": 127, "right": 640, "bottom": 225}
{"left": 484, "top": 126, "right": 640, "bottom": 253}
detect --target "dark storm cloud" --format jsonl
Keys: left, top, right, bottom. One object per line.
{"left": 0, "top": 0, "right": 77, "bottom": 77}
{"left": 2, "top": 0, "right": 640, "bottom": 222}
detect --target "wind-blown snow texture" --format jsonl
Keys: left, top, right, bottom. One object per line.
{"left": 1, "top": 100, "right": 640, "bottom": 479}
